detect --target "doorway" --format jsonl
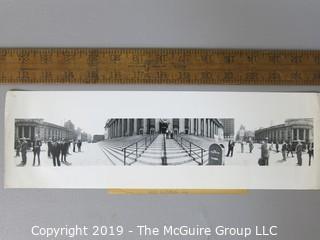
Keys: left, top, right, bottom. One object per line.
{"left": 159, "top": 121, "right": 169, "bottom": 134}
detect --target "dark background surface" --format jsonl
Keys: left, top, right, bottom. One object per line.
{"left": 0, "top": 85, "right": 319, "bottom": 240}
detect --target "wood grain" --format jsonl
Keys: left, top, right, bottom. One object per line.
{"left": 0, "top": 48, "right": 319, "bottom": 84}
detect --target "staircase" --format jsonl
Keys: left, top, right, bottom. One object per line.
{"left": 98, "top": 134, "right": 207, "bottom": 166}
{"left": 134, "top": 135, "right": 196, "bottom": 165}
{"left": 98, "top": 135, "right": 145, "bottom": 165}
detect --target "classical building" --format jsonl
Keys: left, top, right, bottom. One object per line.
{"left": 104, "top": 118, "right": 224, "bottom": 140}
{"left": 254, "top": 118, "right": 313, "bottom": 143}
{"left": 220, "top": 118, "right": 234, "bottom": 140}
{"left": 15, "top": 119, "right": 74, "bottom": 141}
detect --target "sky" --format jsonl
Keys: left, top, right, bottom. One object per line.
{"left": 6, "top": 91, "right": 318, "bottom": 135}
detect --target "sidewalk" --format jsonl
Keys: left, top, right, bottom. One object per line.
{"left": 13, "top": 142, "right": 112, "bottom": 167}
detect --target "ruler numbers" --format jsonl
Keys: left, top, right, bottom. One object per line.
{"left": 0, "top": 48, "right": 319, "bottom": 84}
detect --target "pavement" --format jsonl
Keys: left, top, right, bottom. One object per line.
{"left": 225, "top": 142, "right": 311, "bottom": 166}
{"left": 13, "top": 142, "right": 112, "bottom": 167}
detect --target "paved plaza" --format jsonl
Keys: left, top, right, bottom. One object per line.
{"left": 13, "top": 136, "right": 312, "bottom": 167}
{"left": 13, "top": 142, "right": 112, "bottom": 167}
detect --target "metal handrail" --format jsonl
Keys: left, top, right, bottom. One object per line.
{"left": 122, "top": 134, "right": 158, "bottom": 165}
{"left": 161, "top": 134, "right": 167, "bottom": 165}
{"left": 174, "top": 134, "right": 206, "bottom": 165}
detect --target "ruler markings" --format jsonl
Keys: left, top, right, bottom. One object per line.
{"left": 0, "top": 48, "right": 319, "bottom": 84}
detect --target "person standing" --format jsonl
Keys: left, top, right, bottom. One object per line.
{"left": 249, "top": 140, "right": 254, "bottom": 153}
{"left": 275, "top": 141, "right": 279, "bottom": 153}
{"left": 281, "top": 142, "right": 287, "bottom": 161}
{"left": 241, "top": 141, "right": 244, "bottom": 153}
{"left": 296, "top": 140, "right": 303, "bottom": 166}
{"left": 47, "top": 138, "right": 52, "bottom": 158}
{"left": 226, "top": 140, "right": 234, "bottom": 157}
{"left": 308, "top": 142, "right": 314, "bottom": 166}
{"left": 287, "top": 142, "right": 294, "bottom": 157}
{"left": 261, "top": 138, "right": 269, "bottom": 166}
{"left": 17, "top": 138, "right": 28, "bottom": 166}
{"left": 15, "top": 139, "right": 21, "bottom": 157}
{"left": 60, "top": 138, "right": 70, "bottom": 165}
{"left": 51, "top": 139, "right": 61, "bottom": 167}
{"left": 32, "top": 139, "right": 42, "bottom": 166}
{"left": 73, "top": 139, "right": 76, "bottom": 152}
{"left": 77, "top": 140, "right": 82, "bottom": 152}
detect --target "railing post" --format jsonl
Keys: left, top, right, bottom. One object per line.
{"left": 201, "top": 149, "right": 203, "bottom": 165}
{"left": 124, "top": 148, "right": 126, "bottom": 166}
{"left": 136, "top": 142, "right": 138, "bottom": 161}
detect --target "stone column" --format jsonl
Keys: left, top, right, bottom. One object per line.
{"left": 190, "top": 119, "right": 194, "bottom": 134}
{"left": 126, "top": 119, "right": 130, "bottom": 136}
{"left": 168, "top": 119, "right": 173, "bottom": 132}
{"left": 121, "top": 119, "right": 125, "bottom": 136}
{"left": 143, "top": 119, "right": 148, "bottom": 134}
{"left": 133, "top": 119, "right": 137, "bottom": 135}
{"left": 179, "top": 119, "right": 185, "bottom": 134}
{"left": 114, "top": 120, "right": 117, "bottom": 137}
{"left": 15, "top": 126, "right": 18, "bottom": 139}
{"left": 204, "top": 119, "right": 208, "bottom": 137}
{"left": 155, "top": 119, "right": 159, "bottom": 133}
{"left": 117, "top": 121, "right": 119, "bottom": 137}
{"left": 195, "top": 119, "right": 199, "bottom": 135}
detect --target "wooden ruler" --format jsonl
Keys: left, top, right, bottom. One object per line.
{"left": 0, "top": 48, "right": 319, "bottom": 84}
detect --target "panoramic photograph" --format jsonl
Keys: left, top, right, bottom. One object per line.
{"left": 13, "top": 116, "right": 313, "bottom": 167}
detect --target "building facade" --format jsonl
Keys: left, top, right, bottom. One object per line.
{"left": 220, "top": 118, "right": 235, "bottom": 140}
{"left": 104, "top": 118, "right": 224, "bottom": 140}
{"left": 254, "top": 118, "right": 314, "bottom": 143}
{"left": 15, "top": 119, "right": 74, "bottom": 141}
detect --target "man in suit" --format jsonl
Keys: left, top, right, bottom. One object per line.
{"left": 226, "top": 140, "right": 235, "bottom": 157}
{"left": 47, "top": 138, "right": 52, "bottom": 158}
{"left": 32, "top": 138, "right": 42, "bottom": 166}
{"left": 249, "top": 139, "right": 254, "bottom": 153}
{"left": 261, "top": 138, "right": 269, "bottom": 166}
{"left": 77, "top": 140, "right": 82, "bottom": 152}
{"left": 287, "top": 141, "right": 294, "bottom": 157}
{"left": 51, "top": 138, "right": 61, "bottom": 167}
{"left": 17, "top": 137, "right": 28, "bottom": 166}
{"left": 60, "top": 138, "right": 70, "bottom": 165}
{"left": 296, "top": 140, "right": 303, "bottom": 166}
{"left": 281, "top": 142, "right": 287, "bottom": 161}
{"left": 308, "top": 142, "right": 314, "bottom": 166}
{"left": 15, "top": 138, "right": 21, "bottom": 157}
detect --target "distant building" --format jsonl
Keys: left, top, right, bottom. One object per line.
{"left": 254, "top": 118, "right": 313, "bottom": 143}
{"left": 93, "top": 134, "right": 105, "bottom": 142}
{"left": 104, "top": 118, "right": 224, "bottom": 140}
{"left": 64, "top": 120, "right": 77, "bottom": 139}
{"left": 15, "top": 119, "right": 73, "bottom": 141}
{"left": 81, "top": 132, "right": 88, "bottom": 142}
{"left": 220, "top": 119, "right": 235, "bottom": 140}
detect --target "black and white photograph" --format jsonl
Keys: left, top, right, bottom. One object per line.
{"left": 13, "top": 118, "right": 314, "bottom": 167}
{"left": 4, "top": 91, "right": 320, "bottom": 189}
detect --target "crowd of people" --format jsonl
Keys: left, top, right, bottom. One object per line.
{"left": 225, "top": 138, "right": 314, "bottom": 166}
{"left": 260, "top": 139, "right": 314, "bottom": 166}
{"left": 15, "top": 138, "right": 83, "bottom": 167}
